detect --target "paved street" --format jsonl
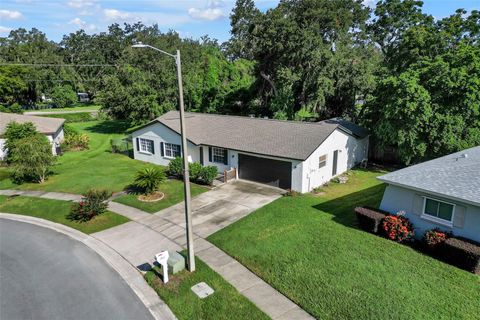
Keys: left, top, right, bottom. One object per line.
{"left": 0, "top": 219, "right": 153, "bottom": 320}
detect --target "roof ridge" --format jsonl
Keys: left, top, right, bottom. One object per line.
{"left": 162, "top": 110, "right": 339, "bottom": 127}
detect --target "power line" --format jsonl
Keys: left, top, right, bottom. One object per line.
{"left": 0, "top": 63, "right": 117, "bottom": 67}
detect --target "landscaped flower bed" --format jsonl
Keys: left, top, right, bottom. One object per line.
{"left": 354, "top": 206, "right": 480, "bottom": 274}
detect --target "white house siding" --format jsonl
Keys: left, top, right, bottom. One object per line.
{"left": 300, "top": 129, "right": 369, "bottom": 192}
{"left": 132, "top": 124, "right": 200, "bottom": 166}
{"left": 380, "top": 184, "right": 480, "bottom": 243}
{"left": 0, "top": 139, "right": 5, "bottom": 160}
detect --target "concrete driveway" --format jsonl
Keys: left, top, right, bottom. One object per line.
{"left": 0, "top": 219, "right": 153, "bottom": 320}
{"left": 93, "top": 180, "right": 283, "bottom": 268}
{"left": 156, "top": 179, "right": 284, "bottom": 237}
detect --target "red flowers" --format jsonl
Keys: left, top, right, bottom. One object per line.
{"left": 423, "top": 228, "right": 451, "bottom": 248}
{"left": 382, "top": 215, "right": 414, "bottom": 242}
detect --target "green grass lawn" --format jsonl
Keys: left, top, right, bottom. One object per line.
{"left": 208, "top": 169, "right": 480, "bottom": 319}
{"left": 145, "top": 255, "right": 269, "bottom": 320}
{"left": 0, "top": 195, "right": 129, "bottom": 234}
{"left": 41, "top": 112, "right": 95, "bottom": 122}
{"left": 33, "top": 104, "right": 102, "bottom": 112}
{"left": 113, "top": 180, "right": 209, "bottom": 213}
{"left": 0, "top": 120, "right": 150, "bottom": 194}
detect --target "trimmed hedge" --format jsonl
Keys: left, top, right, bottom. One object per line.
{"left": 354, "top": 206, "right": 386, "bottom": 234}
{"left": 440, "top": 237, "right": 480, "bottom": 274}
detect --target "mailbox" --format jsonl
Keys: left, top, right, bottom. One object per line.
{"left": 155, "top": 251, "right": 170, "bottom": 283}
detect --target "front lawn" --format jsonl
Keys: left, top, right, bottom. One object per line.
{"left": 208, "top": 169, "right": 480, "bottom": 319}
{"left": 0, "top": 120, "right": 149, "bottom": 194}
{"left": 33, "top": 104, "right": 102, "bottom": 112}
{"left": 0, "top": 195, "right": 129, "bottom": 234}
{"left": 145, "top": 255, "right": 269, "bottom": 320}
{"left": 113, "top": 180, "right": 209, "bottom": 213}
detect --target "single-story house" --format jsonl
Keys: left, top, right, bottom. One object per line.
{"left": 0, "top": 112, "right": 65, "bottom": 160}
{"left": 131, "top": 111, "right": 369, "bottom": 193}
{"left": 378, "top": 146, "right": 480, "bottom": 243}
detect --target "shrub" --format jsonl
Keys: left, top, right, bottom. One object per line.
{"left": 199, "top": 166, "right": 218, "bottom": 185}
{"left": 440, "top": 237, "right": 480, "bottom": 274}
{"left": 8, "top": 103, "right": 23, "bottom": 114}
{"left": 62, "top": 132, "right": 89, "bottom": 151}
{"left": 10, "top": 134, "right": 55, "bottom": 184}
{"left": 68, "top": 189, "right": 111, "bottom": 222}
{"left": 110, "top": 138, "right": 127, "bottom": 153}
{"left": 354, "top": 206, "right": 387, "bottom": 234}
{"left": 3, "top": 121, "right": 38, "bottom": 162}
{"left": 133, "top": 167, "right": 166, "bottom": 194}
{"left": 423, "top": 228, "right": 452, "bottom": 251}
{"left": 168, "top": 157, "right": 184, "bottom": 177}
{"left": 381, "top": 212, "right": 414, "bottom": 242}
{"left": 189, "top": 162, "right": 203, "bottom": 181}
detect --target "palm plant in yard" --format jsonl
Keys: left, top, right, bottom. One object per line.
{"left": 133, "top": 167, "right": 166, "bottom": 195}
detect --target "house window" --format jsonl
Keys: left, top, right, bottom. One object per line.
{"left": 423, "top": 197, "right": 454, "bottom": 223}
{"left": 319, "top": 154, "right": 327, "bottom": 168}
{"left": 139, "top": 138, "right": 154, "bottom": 154}
{"left": 164, "top": 143, "right": 181, "bottom": 158}
{"left": 212, "top": 147, "right": 225, "bottom": 164}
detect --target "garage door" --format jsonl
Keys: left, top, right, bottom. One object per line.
{"left": 238, "top": 154, "right": 292, "bottom": 189}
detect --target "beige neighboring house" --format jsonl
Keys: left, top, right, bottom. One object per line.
{"left": 0, "top": 112, "right": 65, "bottom": 160}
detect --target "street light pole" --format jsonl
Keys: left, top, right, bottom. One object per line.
{"left": 132, "top": 43, "right": 195, "bottom": 272}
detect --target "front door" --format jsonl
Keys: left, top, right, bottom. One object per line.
{"left": 332, "top": 150, "right": 339, "bottom": 176}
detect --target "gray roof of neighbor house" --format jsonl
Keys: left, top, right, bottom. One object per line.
{"left": 378, "top": 146, "right": 480, "bottom": 206}
{"left": 0, "top": 112, "right": 65, "bottom": 135}
{"left": 138, "top": 111, "right": 368, "bottom": 161}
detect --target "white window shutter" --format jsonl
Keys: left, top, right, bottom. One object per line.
{"left": 411, "top": 194, "right": 424, "bottom": 216}
{"left": 453, "top": 205, "right": 466, "bottom": 228}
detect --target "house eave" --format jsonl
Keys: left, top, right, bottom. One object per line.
{"left": 378, "top": 178, "right": 480, "bottom": 208}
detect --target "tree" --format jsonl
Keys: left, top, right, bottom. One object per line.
{"left": 225, "top": 0, "right": 261, "bottom": 60}
{"left": 3, "top": 121, "right": 38, "bottom": 162}
{"left": 10, "top": 134, "right": 55, "bottom": 183}
{"left": 51, "top": 85, "right": 77, "bottom": 108}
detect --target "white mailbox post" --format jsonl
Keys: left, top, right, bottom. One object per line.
{"left": 155, "top": 251, "right": 170, "bottom": 284}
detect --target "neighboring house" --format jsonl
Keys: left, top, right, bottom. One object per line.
{"left": 0, "top": 112, "right": 65, "bottom": 159}
{"left": 131, "top": 111, "right": 369, "bottom": 192}
{"left": 378, "top": 146, "right": 480, "bottom": 243}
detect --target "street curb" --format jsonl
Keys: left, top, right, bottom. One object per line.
{"left": 0, "top": 213, "right": 177, "bottom": 320}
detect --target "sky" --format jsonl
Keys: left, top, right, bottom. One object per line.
{"left": 0, "top": 0, "right": 479, "bottom": 43}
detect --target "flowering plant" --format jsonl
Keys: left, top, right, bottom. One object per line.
{"left": 382, "top": 214, "right": 414, "bottom": 242}
{"left": 423, "top": 228, "right": 451, "bottom": 249}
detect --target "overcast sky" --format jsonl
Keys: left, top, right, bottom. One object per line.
{"left": 0, "top": 0, "right": 478, "bottom": 42}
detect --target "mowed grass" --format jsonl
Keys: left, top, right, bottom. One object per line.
{"left": 41, "top": 112, "right": 95, "bottom": 122}
{"left": 208, "top": 169, "right": 480, "bottom": 319}
{"left": 0, "top": 195, "right": 129, "bottom": 234}
{"left": 33, "top": 104, "right": 102, "bottom": 112}
{"left": 0, "top": 120, "right": 150, "bottom": 194}
{"left": 145, "top": 255, "right": 269, "bottom": 320}
{"left": 113, "top": 180, "right": 209, "bottom": 213}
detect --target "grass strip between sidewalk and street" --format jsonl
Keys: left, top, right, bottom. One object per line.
{"left": 0, "top": 195, "right": 129, "bottom": 234}
{"left": 145, "top": 254, "right": 269, "bottom": 320}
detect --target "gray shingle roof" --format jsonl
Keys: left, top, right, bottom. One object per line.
{"left": 141, "top": 111, "right": 366, "bottom": 161}
{"left": 0, "top": 112, "right": 65, "bottom": 135}
{"left": 378, "top": 146, "right": 480, "bottom": 206}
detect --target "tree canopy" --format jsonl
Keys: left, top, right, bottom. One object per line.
{"left": 1, "top": 0, "right": 479, "bottom": 164}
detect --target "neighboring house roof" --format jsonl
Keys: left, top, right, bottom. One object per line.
{"left": 378, "top": 146, "right": 480, "bottom": 207}
{"left": 0, "top": 112, "right": 65, "bottom": 136}
{"left": 136, "top": 111, "right": 368, "bottom": 161}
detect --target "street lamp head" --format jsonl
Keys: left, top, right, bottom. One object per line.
{"left": 132, "top": 42, "right": 147, "bottom": 48}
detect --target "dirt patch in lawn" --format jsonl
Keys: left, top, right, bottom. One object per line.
{"left": 138, "top": 192, "right": 165, "bottom": 202}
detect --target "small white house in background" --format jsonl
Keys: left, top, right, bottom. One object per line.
{"left": 131, "top": 111, "right": 369, "bottom": 193}
{"left": 378, "top": 146, "right": 480, "bottom": 243}
{"left": 0, "top": 112, "right": 65, "bottom": 160}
